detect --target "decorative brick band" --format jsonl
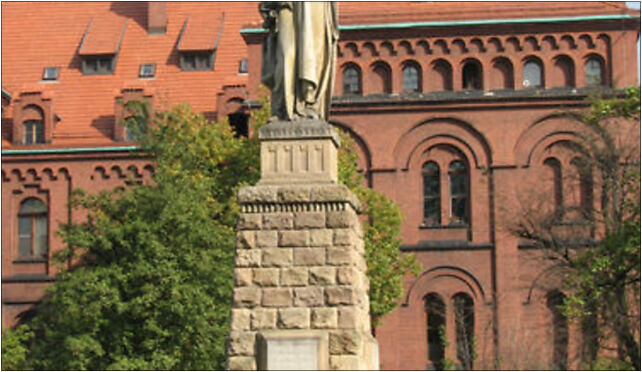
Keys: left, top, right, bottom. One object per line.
{"left": 240, "top": 201, "right": 348, "bottom": 214}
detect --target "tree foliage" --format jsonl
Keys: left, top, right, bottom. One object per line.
{"left": 515, "top": 87, "right": 640, "bottom": 369}
{"left": 1, "top": 326, "right": 33, "bottom": 370}
{"left": 336, "top": 130, "right": 421, "bottom": 327}
{"left": 20, "top": 104, "right": 259, "bottom": 370}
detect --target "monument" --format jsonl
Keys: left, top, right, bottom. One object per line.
{"left": 226, "top": 2, "right": 379, "bottom": 370}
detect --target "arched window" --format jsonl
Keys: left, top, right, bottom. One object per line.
{"left": 462, "top": 60, "right": 482, "bottom": 90}
{"left": 523, "top": 59, "right": 544, "bottom": 88}
{"left": 544, "top": 158, "right": 563, "bottom": 218}
{"left": 432, "top": 60, "right": 453, "bottom": 91}
{"left": 547, "top": 290, "right": 568, "bottom": 370}
{"left": 585, "top": 57, "right": 604, "bottom": 86}
{"left": 372, "top": 62, "right": 392, "bottom": 94}
{"left": 18, "top": 198, "right": 48, "bottom": 258}
{"left": 453, "top": 293, "right": 475, "bottom": 370}
{"left": 449, "top": 161, "right": 468, "bottom": 224}
{"left": 343, "top": 65, "right": 361, "bottom": 95}
{"left": 423, "top": 162, "right": 441, "bottom": 226}
{"left": 426, "top": 293, "right": 446, "bottom": 370}
{"left": 403, "top": 63, "right": 421, "bottom": 93}
{"left": 24, "top": 120, "right": 45, "bottom": 144}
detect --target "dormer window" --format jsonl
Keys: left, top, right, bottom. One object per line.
{"left": 139, "top": 63, "right": 156, "bottom": 78}
{"left": 180, "top": 51, "right": 213, "bottom": 71}
{"left": 42, "top": 67, "right": 59, "bottom": 81}
{"left": 82, "top": 55, "right": 114, "bottom": 75}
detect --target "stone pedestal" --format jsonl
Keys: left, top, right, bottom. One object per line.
{"left": 226, "top": 120, "right": 378, "bottom": 370}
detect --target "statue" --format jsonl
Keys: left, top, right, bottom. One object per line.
{"left": 260, "top": 2, "right": 339, "bottom": 122}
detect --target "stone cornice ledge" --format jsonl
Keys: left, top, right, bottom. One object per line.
{"left": 258, "top": 119, "right": 341, "bottom": 147}
{"left": 238, "top": 184, "right": 362, "bottom": 213}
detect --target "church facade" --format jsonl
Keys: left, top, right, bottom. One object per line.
{"left": 2, "top": 2, "right": 639, "bottom": 369}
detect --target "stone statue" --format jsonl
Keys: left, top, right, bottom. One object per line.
{"left": 260, "top": 2, "right": 339, "bottom": 122}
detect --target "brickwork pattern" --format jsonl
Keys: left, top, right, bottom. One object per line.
{"left": 227, "top": 184, "right": 373, "bottom": 370}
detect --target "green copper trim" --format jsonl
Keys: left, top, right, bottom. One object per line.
{"left": 2, "top": 145, "right": 140, "bottom": 155}
{"left": 1, "top": 89, "right": 11, "bottom": 99}
{"left": 241, "top": 14, "right": 637, "bottom": 34}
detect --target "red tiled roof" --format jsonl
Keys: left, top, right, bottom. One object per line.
{"left": 1, "top": 1, "right": 636, "bottom": 148}
{"left": 1, "top": 2, "right": 262, "bottom": 147}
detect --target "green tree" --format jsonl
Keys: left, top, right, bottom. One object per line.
{"left": 336, "top": 130, "right": 421, "bottom": 327}
{"left": 515, "top": 87, "right": 640, "bottom": 369}
{"left": 24, "top": 104, "right": 259, "bottom": 370}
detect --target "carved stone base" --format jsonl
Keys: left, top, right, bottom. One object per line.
{"left": 258, "top": 119, "right": 340, "bottom": 184}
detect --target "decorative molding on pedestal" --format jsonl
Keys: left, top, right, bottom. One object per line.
{"left": 258, "top": 119, "right": 340, "bottom": 185}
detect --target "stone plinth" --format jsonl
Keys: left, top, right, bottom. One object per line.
{"left": 258, "top": 119, "right": 340, "bottom": 184}
{"left": 227, "top": 183, "right": 378, "bottom": 370}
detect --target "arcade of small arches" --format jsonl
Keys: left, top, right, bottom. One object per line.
{"left": 337, "top": 33, "right": 610, "bottom": 95}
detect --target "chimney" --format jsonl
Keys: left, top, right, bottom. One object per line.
{"left": 147, "top": 2, "right": 167, "bottom": 35}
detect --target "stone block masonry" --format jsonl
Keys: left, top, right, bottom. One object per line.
{"left": 227, "top": 184, "right": 377, "bottom": 370}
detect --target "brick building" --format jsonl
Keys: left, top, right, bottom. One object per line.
{"left": 2, "top": 2, "right": 639, "bottom": 370}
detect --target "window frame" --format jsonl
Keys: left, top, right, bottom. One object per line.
{"left": 343, "top": 65, "right": 361, "bottom": 95}
{"left": 402, "top": 63, "right": 421, "bottom": 93}
{"left": 23, "top": 120, "right": 45, "bottom": 145}
{"left": 139, "top": 63, "right": 156, "bottom": 79}
{"left": 82, "top": 55, "right": 115, "bottom": 75}
{"left": 17, "top": 198, "right": 48, "bottom": 259}
{"left": 522, "top": 59, "right": 544, "bottom": 88}
{"left": 42, "top": 66, "right": 60, "bottom": 81}
{"left": 238, "top": 59, "right": 249, "bottom": 74}
{"left": 585, "top": 57, "right": 604, "bottom": 87}
{"left": 180, "top": 51, "right": 214, "bottom": 71}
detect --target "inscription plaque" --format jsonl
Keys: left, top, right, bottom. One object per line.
{"left": 267, "top": 338, "right": 318, "bottom": 370}
{"left": 258, "top": 331, "right": 328, "bottom": 370}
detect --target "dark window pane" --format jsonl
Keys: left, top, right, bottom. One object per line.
{"left": 86, "top": 59, "right": 97, "bottom": 73}
{"left": 451, "top": 175, "right": 466, "bottom": 195}
{"left": 424, "top": 177, "right": 440, "bottom": 196}
{"left": 452, "top": 197, "right": 467, "bottom": 222}
{"left": 426, "top": 294, "right": 446, "bottom": 368}
{"left": 99, "top": 58, "right": 111, "bottom": 72}
{"left": 463, "top": 62, "right": 482, "bottom": 90}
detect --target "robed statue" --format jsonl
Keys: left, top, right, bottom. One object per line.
{"left": 260, "top": 2, "right": 339, "bottom": 122}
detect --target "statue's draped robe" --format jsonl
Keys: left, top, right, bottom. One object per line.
{"left": 261, "top": 2, "right": 339, "bottom": 121}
